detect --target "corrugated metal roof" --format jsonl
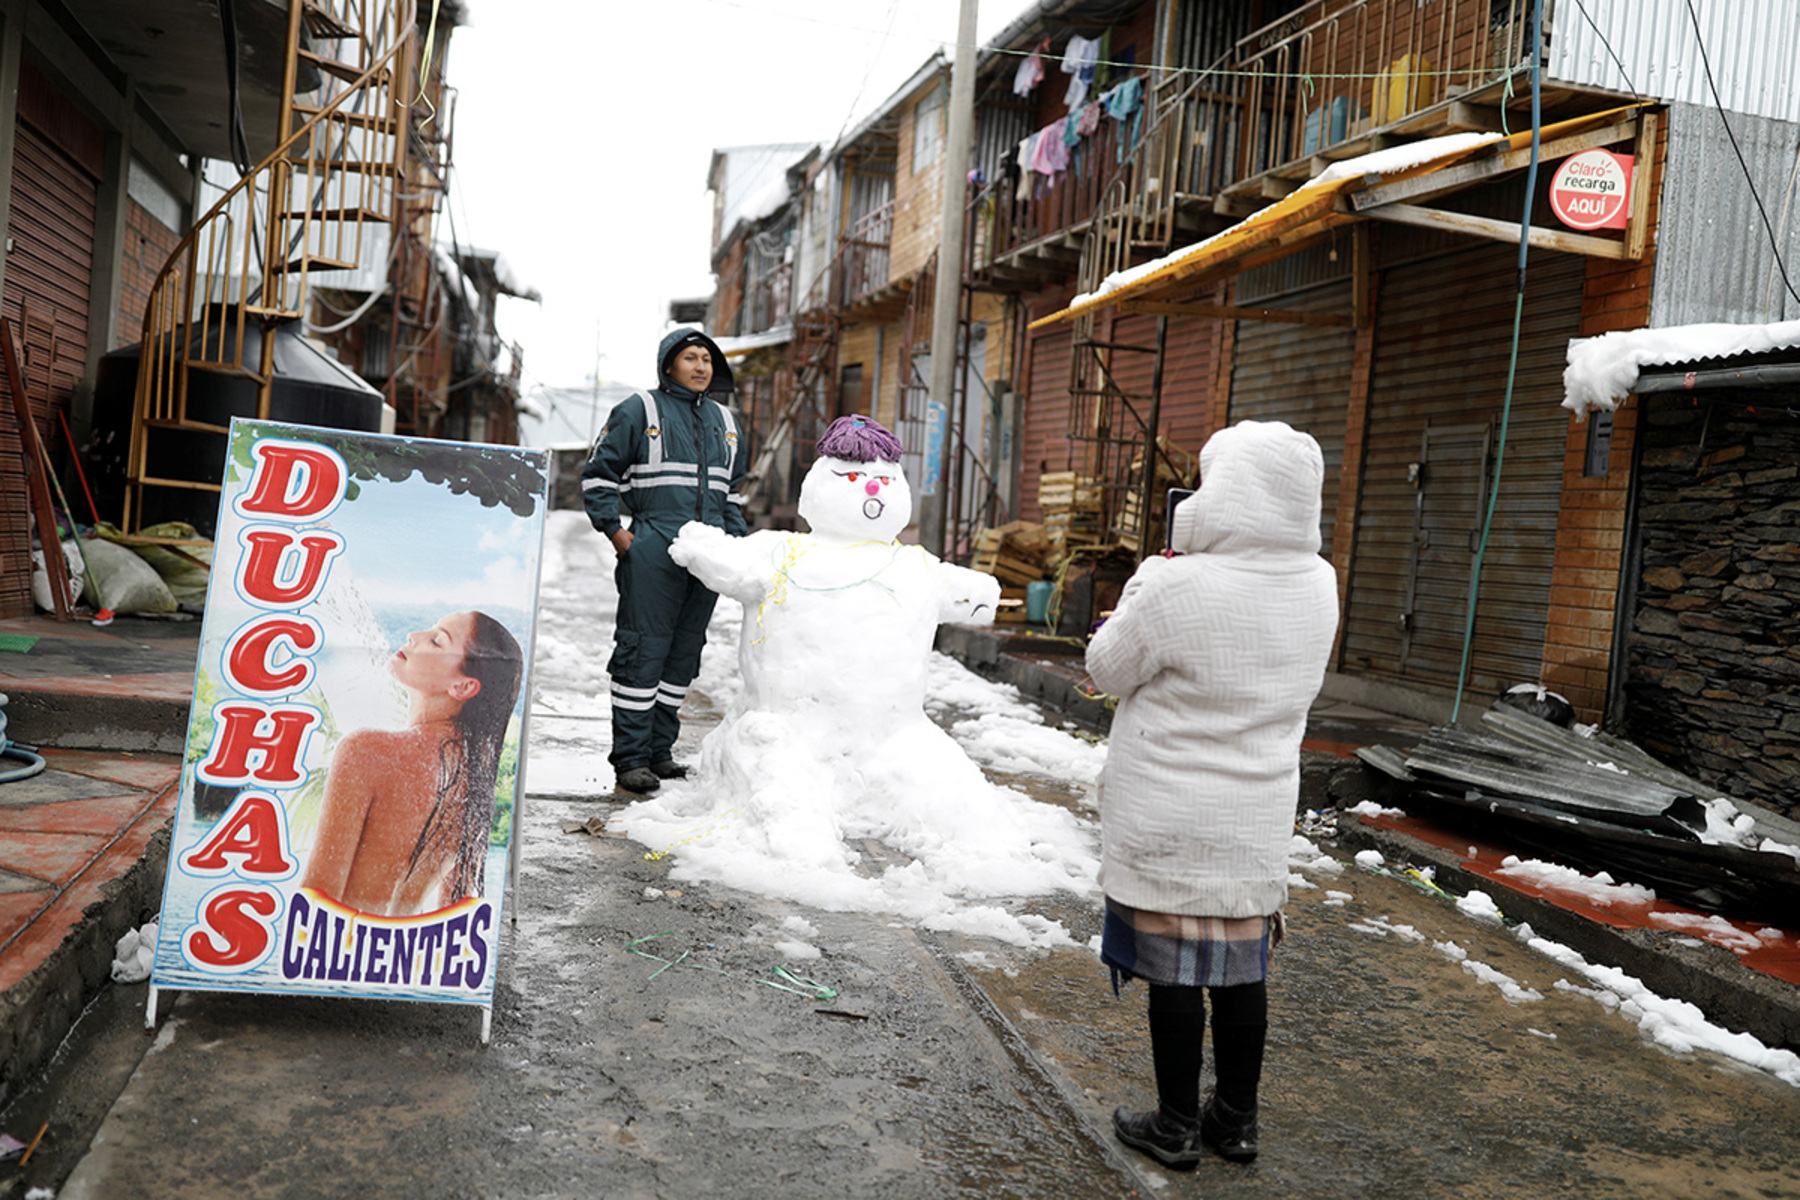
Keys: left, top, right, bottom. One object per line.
{"left": 1548, "top": 0, "right": 1800, "bottom": 123}
{"left": 1650, "top": 102, "right": 1800, "bottom": 326}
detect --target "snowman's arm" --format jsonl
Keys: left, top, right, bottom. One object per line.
{"left": 933, "top": 560, "right": 1002, "bottom": 626}
{"left": 670, "top": 523, "right": 779, "bottom": 605}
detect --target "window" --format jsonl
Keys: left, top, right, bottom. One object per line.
{"left": 913, "top": 85, "right": 945, "bottom": 172}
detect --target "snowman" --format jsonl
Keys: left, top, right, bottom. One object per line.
{"left": 664, "top": 415, "right": 1076, "bottom": 885}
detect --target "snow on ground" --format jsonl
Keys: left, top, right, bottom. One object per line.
{"left": 535, "top": 510, "right": 1799, "bottom": 1088}
{"left": 1297, "top": 845, "right": 1800, "bottom": 1088}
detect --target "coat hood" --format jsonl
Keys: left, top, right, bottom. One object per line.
{"left": 657, "top": 327, "right": 736, "bottom": 398}
{"left": 1170, "top": 420, "right": 1324, "bottom": 557}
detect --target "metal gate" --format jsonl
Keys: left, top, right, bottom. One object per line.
{"left": 1, "top": 70, "right": 102, "bottom": 617}
{"left": 1228, "top": 278, "right": 1355, "bottom": 558}
{"left": 1340, "top": 239, "right": 1585, "bottom": 698}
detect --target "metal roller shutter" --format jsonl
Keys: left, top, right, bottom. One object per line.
{"left": 1, "top": 107, "right": 101, "bottom": 617}
{"left": 1340, "top": 241, "right": 1584, "bottom": 699}
{"left": 1019, "top": 322, "right": 1073, "bottom": 525}
{"left": 1229, "top": 280, "right": 1355, "bottom": 558}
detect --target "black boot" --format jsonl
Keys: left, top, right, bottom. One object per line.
{"left": 649, "top": 759, "right": 690, "bottom": 780}
{"left": 1112, "top": 1106, "right": 1203, "bottom": 1170}
{"left": 1199, "top": 1092, "right": 1258, "bottom": 1162}
{"left": 615, "top": 766, "right": 661, "bottom": 794}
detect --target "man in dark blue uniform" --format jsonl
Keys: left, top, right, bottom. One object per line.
{"left": 582, "top": 328, "right": 749, "bottom": 794}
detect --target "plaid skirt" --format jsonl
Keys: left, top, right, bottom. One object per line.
{"left": 1100, "top": 896, "right": 1282, "bottom": 992}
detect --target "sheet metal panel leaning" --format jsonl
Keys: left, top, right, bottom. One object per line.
{"left": 581, "top": 328, "right": 749, "bottom": 795}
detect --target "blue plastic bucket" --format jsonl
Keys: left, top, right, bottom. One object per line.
{"left": 1025, "top": 580, "right": 1053, "bottom": 624}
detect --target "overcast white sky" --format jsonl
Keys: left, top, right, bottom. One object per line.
{"left": 446, "top": 0, "right": 1026, "bottom": 422}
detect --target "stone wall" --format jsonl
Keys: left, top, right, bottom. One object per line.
{"left": 1626, "top": 390, "right": 1800, "bottom": 820}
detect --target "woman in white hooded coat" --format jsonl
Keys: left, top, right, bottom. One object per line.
{"left": 1086, "top": 419, "right": 1338, "bottom": 1169}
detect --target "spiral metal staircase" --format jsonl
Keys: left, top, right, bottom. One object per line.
{"left": 121, "top": 0, "right": 426, "bottom": 533}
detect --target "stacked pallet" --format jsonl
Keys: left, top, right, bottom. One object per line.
{"left": 1116, "top": 438, "right": 1196, "bottom": 553}
{"left": 972, "top": 521, "right": 1067, "bottom": 623}
{"left": 1038, "top": 471, "right": 1105, "bottom": 547}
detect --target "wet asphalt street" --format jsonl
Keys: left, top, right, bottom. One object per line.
{"left": 18, "top": 514, "right": 1800, "bottom": 1199}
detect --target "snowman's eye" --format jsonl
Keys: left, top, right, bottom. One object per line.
{"left": 878, "top": 476, "right": 892, "bottom": 486}
{"left": 845, "top": 472, "right": 860, "bottom": 482}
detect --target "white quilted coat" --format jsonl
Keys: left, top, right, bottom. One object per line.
{"left": 1086, "top": 420, "right": 1340, "bottom": 918}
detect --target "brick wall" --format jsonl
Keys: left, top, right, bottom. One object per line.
{"left": 116, "top": 199, "right": 182, "bottom": 349}
{"left": 890, "top": 77, "right": 948, "bottom": 283}
{"left": 1538, "top": 117, "right": 1665, "bottom": 720}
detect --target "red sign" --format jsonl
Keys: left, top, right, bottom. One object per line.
{"left": 1550, "top": 149, "right": 1633, "bottom": 231}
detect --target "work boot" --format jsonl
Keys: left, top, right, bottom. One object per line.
{"left": 649, "top": 759, "right": 690, "bottom": 780}
{"left": 1199, "top": 1092, "right": 1259, "bottom": 1162}
{"left": 1111, "top": 1106, "right": 1202, "bottom": 1170}
{"left": 615, "top": 766, "right": 661, "bottom": 795}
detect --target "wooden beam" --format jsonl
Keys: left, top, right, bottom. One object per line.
{"left": 1348, "top": 118, "right": 1642, "bottom": 213}
{"left": 1447, "top": 101, "right": 1508, "bottom": 132}
{"left": 1625, "top": 109, "right": 1658, "bottom": 261}
{"left": 1118, "top": 300, "right": 1354, "bottom": 327}
{"left": 1353, "top": 224, "right": 1373, "bottom": 329}
{"left": 1357, "top": 202, "right": 1631, "bottom": 259}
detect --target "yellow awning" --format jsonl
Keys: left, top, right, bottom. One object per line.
{"left": 1030, "top": 104, "right": 1652, "bottom": 330}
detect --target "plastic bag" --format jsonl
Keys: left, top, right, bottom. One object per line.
{"left": 30, "top": 540, "right": 86, "bottom": 611}
{"left": 81, "top": 536, "right": 177, "bottom": 614}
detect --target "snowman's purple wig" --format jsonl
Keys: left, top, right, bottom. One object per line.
{"left": 816, "top": 414, "right": 904, "bottom": 463}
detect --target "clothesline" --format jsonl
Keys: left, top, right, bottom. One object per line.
{"left": 988, "top": 41, "right": 1556, "bottom": 85}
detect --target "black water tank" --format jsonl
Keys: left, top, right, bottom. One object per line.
{"left": 90, "top": 312, "right": 386, "bottom": 538}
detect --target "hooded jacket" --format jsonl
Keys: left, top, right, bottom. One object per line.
{"left": 582, "top": 328, "right": 749, "bottom": 538}
{"left": 1085, "top": 420, "right": 1340, "bottom": 917}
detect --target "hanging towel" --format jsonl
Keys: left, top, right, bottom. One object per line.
{"left": 1029, "top": 120, "right": 1070, "bottom": 179}
{"left": 1017, "top": 130, "right": 1039, "bottom": 179}
{"left": 1077, "top": 100, "right": 1103, "bottom": 137}
{"left": 1013, "top": 49, "right": 1045, "bottom": 97}
{"left": 1105, "top": 75, "right": 1146, "bottom": 161}
{"left": 1061, "top": 35, "right": 1101, "bottom": 108}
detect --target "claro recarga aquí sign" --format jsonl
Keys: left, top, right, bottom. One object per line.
{"left": 152, "top": 419, "right": 547, "bottom": 1036}
{"left": 1549, "top": 148, "right": 1633, "bottom": 231}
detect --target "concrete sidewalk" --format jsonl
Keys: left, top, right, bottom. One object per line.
{"left": 0, "top": 614, "right": 195, "bottom": 1109}
{"left": 0, "top": 609, "right": 1794, "bottom": 1119}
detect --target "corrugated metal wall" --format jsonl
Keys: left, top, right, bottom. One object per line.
{"left": 1548, "top": 0, "right": 1800, "bottom": 122}
{"left": 1340, "top": 238, "right": 1584, "bottom": 699}
{"left": 1650, "top": 102, "right": 1800, "bottom": 325}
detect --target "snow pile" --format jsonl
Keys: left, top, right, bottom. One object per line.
{"left": 1454, "top": 889, "right": 1506, "bottom": 923}
{"left": 1524, "top": 924, "right": 1800, "bottom": 1086}
{"left": 1645, "top": 912, "right": 1772, "bottom": 955}
{"left": 1461, "top": 958, "right": 1545, "bottom": 1004}
{"left": 1494, "top": 856, "right": 1656, "bottom": 906}
{"left": 1563, "top": 318, "right": 1800, "bottom": 418}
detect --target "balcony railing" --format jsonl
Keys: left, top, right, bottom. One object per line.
{"left": 971, "top": 0, "right": 1542, "bottom": 273}
{"left": 1233, "top": 0, "right": 1534, "bottom": 181}
{"left": 746, "top": 260, "right": 792, "bottom": 334}
{"left": 839, "top": 199, "right": 894, "bottom": 306}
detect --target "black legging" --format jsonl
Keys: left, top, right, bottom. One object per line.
{"left": 1147, "top": 980, "right": 1267, "bottom": 1121}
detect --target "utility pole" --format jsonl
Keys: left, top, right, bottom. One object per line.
{"left": 920, "top": 0, "right": 978, "bottom": 557}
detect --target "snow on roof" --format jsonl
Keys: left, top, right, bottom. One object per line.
{"left": 713, "top": 324, "right": 793, "bottom": 358}
{"left": 1073, "top": 132, "right": 1504, "bottom": 309}
{"left": 1563, "top": 318, "right": 1800, "bottom": 419}
{"left": 714, "top": 143, "right": 815, "bottom": 238}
